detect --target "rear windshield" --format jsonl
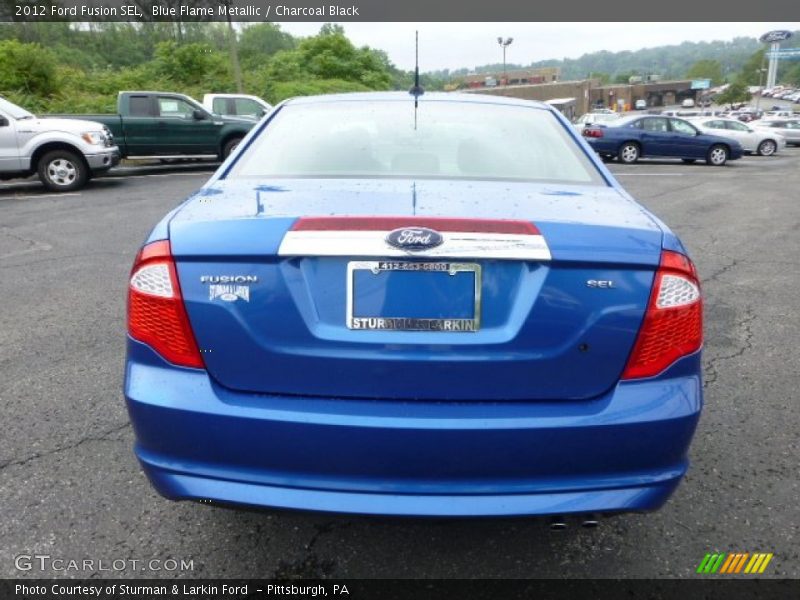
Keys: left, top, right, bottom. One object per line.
{"left": 227, "top": 99, "right": 605, "bottom": 185}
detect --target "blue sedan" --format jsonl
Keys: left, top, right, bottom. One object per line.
{"left": 583, "top": 114, "right": 744, "bottom": 165}
{"left": 125, "top": 93, "right": 703, "bottom": 519}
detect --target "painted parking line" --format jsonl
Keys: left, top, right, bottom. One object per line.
{"left": 108, "top": 172, "right": 213, "bottom": 180}
{"left": 0, "top": 170, "right": 213, "bottom": 194}
{"left": 1, "top": 192, "right": 83, "bottom": 199}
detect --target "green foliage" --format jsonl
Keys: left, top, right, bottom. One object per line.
{"left": 239, "top": 23, "right": 295, "bottom": 68}
{"left": 151, "top": 41, "right": 234, "bottom": 90}
{"left": 0, "top": 40, "right": 59, "bottom": 97}
{"left": 613, "top": 71, "right": 637, "bottom": 84}
{"left": 263, "top": 27, "right": 392, "bottom": 90}
{"left": 736, "top": 49, "right": 767, "bottom": 86}
{"left": 716, "top": 80, "right": 752, "bottom": 107}
{"left": 0, "top": 23, "right": 397, "bottom": 112}
{"left": 588, "top": 72, "right": 611, "bottom": 84}
{"left": 685, "top": 60, "right": 724, "bottom": 85}
{"left": 266, "top": 79, "right": 374, "bottom": 104}
{"left": 783, "top": 63, "right": 800, "bottom": 87}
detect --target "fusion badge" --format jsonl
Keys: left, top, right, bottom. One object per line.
{"left": 200, "top": 275, "right": 257, "bottom": 303}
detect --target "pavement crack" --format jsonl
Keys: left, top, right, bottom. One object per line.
{"left": 703, "top": 307, "right": 756, "bottom": 390}
{"left": 0, "top": 421, "right": 131, "bottom": 472}
{"left": 639, "top": 179, "right": 705, "bottom": 200}
{"left": 271, "top": 521, "right": 347, "bottom": 579}
{"left": 702, "top": 258, "right": 739, "bottom": 285}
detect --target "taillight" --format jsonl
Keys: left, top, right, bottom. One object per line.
{"left": 127, "top": 240, "right": 204, "bottom": 369}
{"left": 583, "top": 128, "right": 604, "bottom": 138}
{"left": 622, "top": 250, "right": 703, "bottom": 380}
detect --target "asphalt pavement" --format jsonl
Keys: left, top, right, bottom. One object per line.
{"left": 1, "top": 151, "right": 798, "bottom": 579}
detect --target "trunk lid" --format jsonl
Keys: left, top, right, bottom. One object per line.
{"left": 170, "top": 178, "right": 662, "bottom": 401}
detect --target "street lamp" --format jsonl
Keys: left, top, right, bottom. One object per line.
{"left": 497, "top": 37, "right": 513, "bottom": 85}
{"left": 755, "top": 67, "right": 768, "bottom": 111}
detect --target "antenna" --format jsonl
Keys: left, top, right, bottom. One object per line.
{"left": 409, "top": 30, "right": 425, "bottom": 101}
{"left": 409, "top": 30, "right": 424, "bottom": 129}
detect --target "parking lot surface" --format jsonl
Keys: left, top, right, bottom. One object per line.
{"left": 1, "top": 152, "right": 798, "bottom": 578}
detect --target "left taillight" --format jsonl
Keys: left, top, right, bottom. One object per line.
{"left": 622, "top": 250, "right": 703, "bottom": 380}
{"left": 583, "top": 127, "right": 604, "bottom": 138}
{"left": 127, "top": 240, "right": 204, "bottom": 369}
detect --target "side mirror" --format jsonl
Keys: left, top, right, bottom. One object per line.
{"left": 192, "top": 109, "right": 208, "bottom": 120}
{"left": 0, "top": 116, "right": 8, "bottom": 127}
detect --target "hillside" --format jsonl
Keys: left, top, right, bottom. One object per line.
{"left": 428, "top": 36, "right": 795, "bottom": 82}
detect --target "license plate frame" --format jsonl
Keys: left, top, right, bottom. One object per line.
{"left": 346, "top": 261, "right": 481, "bottom": 332}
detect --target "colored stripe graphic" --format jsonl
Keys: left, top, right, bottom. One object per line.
{"left": 699, "top": 552, "right": 774, "bottom": 575}
{"left": 697, "top": 553, "right": 727, "bottom": 573}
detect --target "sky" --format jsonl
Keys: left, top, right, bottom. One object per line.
{"left": 278, "top": 22, "right": 800, "bottom": 72}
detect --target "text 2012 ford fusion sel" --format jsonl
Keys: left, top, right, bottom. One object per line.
{"left": 124, "top": 93, "right": 703, "bottom": 518}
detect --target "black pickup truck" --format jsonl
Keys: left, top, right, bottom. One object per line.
{"left": 54, "top": 91, "right": 255, "bottom": 160}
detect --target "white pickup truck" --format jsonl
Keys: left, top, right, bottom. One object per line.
{"left": 202, "top": 93, "right": 272, "bottom": 121}
{"left": 0, "top": 96, "right": 120, "bottom": 192}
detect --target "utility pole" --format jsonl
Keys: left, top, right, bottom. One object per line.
{"left": 497, "top": 37, "right": 513, "bottom": 85}
{"left": 222, "top": 0, "right": 243, "bottom": 93}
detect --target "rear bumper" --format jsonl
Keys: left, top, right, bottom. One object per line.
{"left": 124, "top": 338, "right": 702, "bottom": 517}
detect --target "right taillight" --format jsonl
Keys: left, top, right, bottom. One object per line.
{"left": 127, "top": 240, "right": 204, "bottom": 369}
{"left": 622, "top": 250, "right": 703, "bottom": 380}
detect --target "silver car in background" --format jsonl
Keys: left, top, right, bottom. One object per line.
{"left": 689, "top": 116, "right": 786, "bottom": 156}
{"left": 753, "top": 119, "right": 800, "bottom": 146}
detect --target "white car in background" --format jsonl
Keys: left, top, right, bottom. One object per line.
{"left": 202, "top": 94, "right": 272, "bottom": 121}
{"left": 690, "top": 116, "right": 786, "bottom": 156}
{"left": 572, "top": 111, "right": 621, "bottom": 130}
{"left": 752, "top": 119, "right": 800, "bottom": 146}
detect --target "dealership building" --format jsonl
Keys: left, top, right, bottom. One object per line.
{"left": 463, "top": 77, "right": 700, "bottom": 117}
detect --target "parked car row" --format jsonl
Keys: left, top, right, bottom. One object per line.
{"left": 762, "top": 86, "right": 800, "bottom": 103}
{"left": 1, "top": 91, "right": 273, "bottom": 192}
{"left": 580, "top": 113, "right": 797, "bottom": 166}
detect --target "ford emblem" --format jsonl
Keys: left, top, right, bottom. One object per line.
{"left": 760, "top": 30, "right": 793, "bottom": 43}
{"left": 385, "top": 227, "right": 444, "bottom": 251}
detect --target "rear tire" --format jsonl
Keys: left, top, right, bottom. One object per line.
{"left": 222, "top": 137, "right": 243, "bottom": 160}
{"left": 706, "top": 144, "right": 729, "bottom": 166}
{"left": 757, "top": 139, "right": 777, "bottom": 156}
{"left": 618, "top": 142, "right": 640, "bottom": 164}
{"left": 37, "top": 150, "right": 88, "bottom": 192}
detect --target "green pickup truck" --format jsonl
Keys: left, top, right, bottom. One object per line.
{"left": 55, "top": 91, "right": 255, "bottom": 160}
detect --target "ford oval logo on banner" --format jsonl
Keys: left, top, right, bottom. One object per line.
{"left": 386, "top": 227, "right": 444, "bottom": 251}
{"left": 760, "top": 30, "right": 793, "bottom": 43}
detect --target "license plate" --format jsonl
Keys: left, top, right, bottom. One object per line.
{"left": 346, "top": 261, "right": 481, "bottom": 332}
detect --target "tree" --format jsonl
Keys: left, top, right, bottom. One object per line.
{"left": 0, "top": 40, "right": 59, "bottom": 96}
{"left": 262, "top": 27, "right": 392, "bottom": 90}
{"left": 737, "top": 49, "right": 767, "bottom": 86}
{"left": 685, "top": 59, "right": 723, "bottom": 85}
{"left": 588, "top": 72, "right": 611, "bottom": 85}
{"left": 613, "top": 71, "right": 638, "bottom": 84}
{"left": 238, "top": 23, "right": 295, "bottom": 68}
{"left": 783, "top": 62, "right": 800, "bottom": 87}
{"left": 716, "top": 80, "right": 752, "bottom": 107}
{"left": 151, "top": 41, "right": 233, "bottom": 90}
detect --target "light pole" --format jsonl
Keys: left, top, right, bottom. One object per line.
{"left": 497, "top": 37, "right": 513, "bottom": 85}
{"left": 755, "top": 66, "right": 768, "bottom": 112}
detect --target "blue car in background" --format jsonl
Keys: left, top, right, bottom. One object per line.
{"left": 125, "top": 93, "right": 704, "bottom": 521}
{"left": 583, "top": 114, "right": 743, "bottom": 165}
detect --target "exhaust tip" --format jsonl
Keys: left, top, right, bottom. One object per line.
{"left": 549, "top": 516, "right": 567, "bottom": 530}
{"left": 581, "top": 514, "right": 600, "bottom": 528}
